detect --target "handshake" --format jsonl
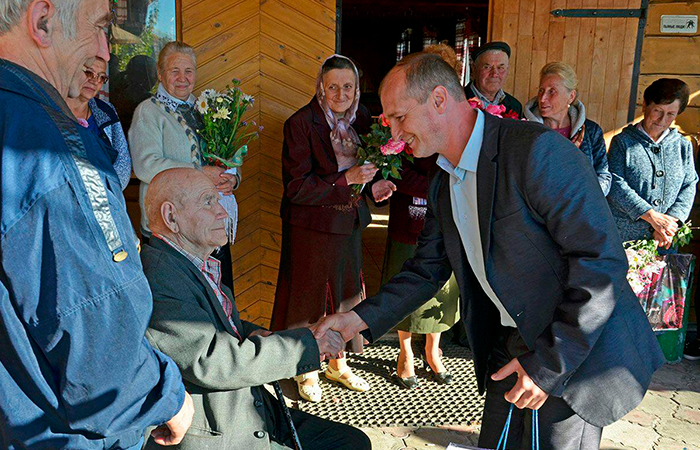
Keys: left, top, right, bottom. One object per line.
{"left": 309, "top": 311, "right": 369, "bottom": 361}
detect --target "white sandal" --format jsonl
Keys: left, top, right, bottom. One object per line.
{"left": 294, "top": 372, "right": 322, "bottom": 402}
{"left": 324, "top": 366, "right": 370, "bottom": 392}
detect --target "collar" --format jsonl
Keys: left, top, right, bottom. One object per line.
{"left": 156, "top": 83, "right": 196, "bottom": 111}
{"left": 470, "top": 83, "right": 506, "bottom": 107}
{"left": 153, "top": 233, "right": 210, "bottom": 270}
{"left": 636, "top": 122, "right": 671, "bottom": 144}
{"left": 437, "top": 109, "right": 485, "bottom": 180}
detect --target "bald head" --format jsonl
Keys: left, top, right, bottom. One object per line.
{"left": 146, "top": 167, "right": 228, "bottom": 258}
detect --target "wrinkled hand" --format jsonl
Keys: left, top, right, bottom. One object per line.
{"left": 372, "top": 179, "right": 396, "bottom": 202}
{"left": 315, "top": 328, "right": 345, "bottom": 361}
{"left": 345, "top": 163, "right": 378, "bottom": 185}
{"left": 653, "top": 229, "right": 673, "bottom": 249}
{"left": 248, "top": 329, "right": 273, "bottom": 338}
{"left": 311, "top": 311, "right": 368, "bottom": 343}
{"left": 491, "top": 358, "right": 549, "bottom": 410}
{"left": 642, "top": 209, "right": 678, "bottom": 238}
{"left": 151, "top": 391, "right": 194, "bottom": 445}
{"left": 570, "top": 124, "right": 585, "bottom": 149}
{"left": 202, "top": 165, "right": 236, "bottom": 195}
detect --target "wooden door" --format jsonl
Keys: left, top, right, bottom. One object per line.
{"left": 490, "top": 0, "right": 643, "bottom": 140}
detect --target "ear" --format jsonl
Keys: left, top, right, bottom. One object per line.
{"left": 569, "top": 89, "right": 578, "bottom": 105}
{"left": 431, "top": 86, "right": 448, "bottom": 114}
{"left": 157, "top": 68, "right": 163, "bottom": 83}
{"left": 27, "top": 0, "right": 55, "bottom": 48}
{"left": 161, "top": 202, "right": 179, "bottom": 233}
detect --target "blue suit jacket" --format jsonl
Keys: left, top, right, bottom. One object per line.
{"left": 355, "top": 113, "right": 664, "bottom": 427}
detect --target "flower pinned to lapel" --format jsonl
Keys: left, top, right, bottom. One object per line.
{"left": 380, "top": 138, "right": 406, "bottom": 156}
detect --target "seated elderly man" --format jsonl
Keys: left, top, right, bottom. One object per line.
{"left": 465, "top": 41, "right": 523, "bottom": 118}
{"left": 141, "top": 168, "right": 372, "bottom": 450}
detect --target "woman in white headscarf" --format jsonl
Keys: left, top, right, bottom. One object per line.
{"left": 271, "top": 55, "right": 395, "bottom": 402}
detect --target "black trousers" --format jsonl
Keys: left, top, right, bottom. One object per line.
{"left": 478, "top": 328, "right": 602, "bottom": 450}
{"left": 265, "top": 392, "right": 371, "bottom": 450}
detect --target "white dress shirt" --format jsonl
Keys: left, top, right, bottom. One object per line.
{"left": 436, "top": 110, "right": 517, "bottom": 327}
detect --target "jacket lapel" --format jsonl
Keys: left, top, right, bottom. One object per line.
{"left": 151, "top": 238, "right": 239, "bottom": 337}
{"left": 476, "top": 113, "right": 500, "bottom": 264}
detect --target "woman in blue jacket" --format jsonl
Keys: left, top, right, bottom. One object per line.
{"left": 524, "top": 61, "right": 611, "bottom": 195}
{"left": 607, "top": 78, "right": 697, "bottom": 247}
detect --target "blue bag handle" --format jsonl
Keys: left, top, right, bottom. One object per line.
{"left": 496, "top": 404, "right": 539, "bottom": 450}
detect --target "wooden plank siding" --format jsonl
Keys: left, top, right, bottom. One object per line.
{"left": 181, "top": 0, "right": 336, "bottom": 326}
{"left": 490, "top": 0, "right": 643, "bottom": 140}
{"left": 635, "top": 0, "right": 700, "bottom": 137}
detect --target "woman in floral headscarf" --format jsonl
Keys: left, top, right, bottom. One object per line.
{"left": 271, "top": 55, "right": 395, "bottom": 402}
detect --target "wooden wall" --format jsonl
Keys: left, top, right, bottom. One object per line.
{"left": 181, "top": 0, "right": 336, "bottom": 326}
{"left": 636, "top": 0, "right": 700, "bottom": 138}
{"left": 489, "top": 0, "right": 643, "bottom": 139}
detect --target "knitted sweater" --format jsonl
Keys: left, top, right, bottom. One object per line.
{"left": 607, "top": 124, "right": 698, "bottom": 242}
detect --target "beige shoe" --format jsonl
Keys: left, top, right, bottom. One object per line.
{"left": 324, "top": 366, "right": 370, "bottom": 392}
{"left": 294, "top": 372, "right": 322, "bottom": 402}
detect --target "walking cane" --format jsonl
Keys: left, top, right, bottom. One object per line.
{"left": 272, "top": 381, "right": 304, "bottom": 450}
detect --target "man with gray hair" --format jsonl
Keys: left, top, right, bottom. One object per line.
{"left": 465, "top": 41, "right": 523, "bottom": 118}
{"left": 0, "top": 1, "right": 193, "bottom": 449}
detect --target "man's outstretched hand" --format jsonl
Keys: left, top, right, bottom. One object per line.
{"left": 315, "top": 328, "right": 345, "bottom": 361}
{"left": 151, "top": 391, "right": 194, "bottom": 445}
{"left": 311, "top": 311, "right": 368, "bottom": 344}
{"left": 491, "top": 358, "right": 549, "bottom": 410}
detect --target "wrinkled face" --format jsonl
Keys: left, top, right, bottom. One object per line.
{"left": 474, "top": 50, "right": 509, "bottom": 98}
{"left": 642, "top": 100, "right": 681, "bottom": 138}
{"left": 322, "top": 68, "right": 356, "bottom": 115}
{"left": 52, "top": 0, "right": 111, "bottom": 98}
{"left": 177, "top": 174, "right": 228, "bottom": 252}
{"left": 537, "top": 74, "right": 576, "bottom": 120}
{"left": 79, "top": 57, "right": 107, "bottom": 101}
{"left": 159, "top": 53, "right": 196, "bottom": 101}
{"left": 381, "top": 70, "right": 443, "bottom": 159}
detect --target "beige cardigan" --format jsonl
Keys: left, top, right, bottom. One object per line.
{"left": 129, "top": 98, "right": 201, "bottom": 231}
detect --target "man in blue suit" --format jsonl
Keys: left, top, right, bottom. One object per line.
{"left": 313, "top": 53, "right": 665, "bottom": 449}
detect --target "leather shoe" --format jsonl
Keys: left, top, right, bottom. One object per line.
{"left": 430, "top": 371, "right": 453, "bottom": 385}
{"left": 394, "top": 374, "right": 419, "bottom": 390}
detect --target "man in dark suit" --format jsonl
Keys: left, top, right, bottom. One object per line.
{"left": 313, "top": 53, "right": 665, "bottom": 449}
{"left": 141, "top": 168, "right": 371, "bottom": 450}
{"left": 465, "top": 41, "right": 523, "bottom": 118}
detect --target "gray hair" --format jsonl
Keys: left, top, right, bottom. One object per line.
{"left": 157, "top": 41, "right": 197, "bottom": 73}
{"left": 0, "top": 0, "right": 80, "bottom": 39}
{"left": 381, "top": 52, "right": 466, "bottom": 104}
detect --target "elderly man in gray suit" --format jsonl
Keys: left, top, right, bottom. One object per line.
{"left": 313, "top": 53, "right": 665, "bottom": 450}
{"left": 141, "top": 168, "right": 371, "bottom": 450}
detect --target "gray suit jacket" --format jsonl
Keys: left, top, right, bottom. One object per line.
{"left": 355, "top": 113, "right": 665, "bottom": 427}
{"left": 141, "top": 239, "right": 321, "bottom": 450}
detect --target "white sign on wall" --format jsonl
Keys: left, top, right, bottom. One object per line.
{"left": 660, "top": 15, "right": 698, "bottom": 34}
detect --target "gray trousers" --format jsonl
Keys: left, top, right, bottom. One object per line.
{"left": 478, "top": 328, "right": 602, "bottom": 450}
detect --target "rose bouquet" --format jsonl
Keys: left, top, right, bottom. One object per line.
{"left": 467, "top": 97, "right": 520, "bottom": 119}
{"left": 195, "top": 79, "right": 262, "bottom": 168}
{"left": 352, "top": 114, "right": 413, "bottom": 194}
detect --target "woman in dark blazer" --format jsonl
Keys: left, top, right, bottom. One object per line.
{"left": 271, "top": 55, "right": 395, "bottom": 402}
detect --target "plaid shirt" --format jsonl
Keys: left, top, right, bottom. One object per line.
{"left": 154, "top": 234, "right": 242, "bottom": 340}
{"left": 470, "top": 84, "right": 506, "bottom": 108}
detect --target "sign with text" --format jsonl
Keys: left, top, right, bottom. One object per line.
{"left": 660, "top": 15, "right": 698, "bottom": 34}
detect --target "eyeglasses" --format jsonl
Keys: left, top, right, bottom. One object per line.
{"left": 84, "top": 68, "right": 109, "bottom": 85}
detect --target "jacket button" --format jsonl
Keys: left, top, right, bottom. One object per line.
{"left": 254, "top": 400, "right": 263, "bottom": 408}
{"left": 254, "top": 431, "right": 266, "bottom": 439}
{"left": 656, "top": 170, "right": 664, "bottom": 177}
{"left": 653, "top": 199, "right": 661, "bottom": 206}
{"left": 651, "top": 146, "right": 661, "bottom": 154}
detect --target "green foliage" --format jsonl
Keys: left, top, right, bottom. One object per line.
{"left": 673, "top": 221, "right": 693, "bottom": 248}
{"left": 197, "top": 79, "right": 259, "bottom": 169}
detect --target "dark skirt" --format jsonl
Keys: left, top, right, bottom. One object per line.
{"left": 271, "top": 222, "right": 365, "bottom": 353}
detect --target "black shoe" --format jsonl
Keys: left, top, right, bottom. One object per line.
{"left": 393, "top": 374, "right": 419, "bottom": 389}
{"left": 684, "top": 339, "right": 700, "bottom": 361}
{"left": 430, "top": 371, "right": 453, "bottom": 385}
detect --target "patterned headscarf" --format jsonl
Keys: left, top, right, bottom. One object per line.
{"left": 316, "top": 55, "right": 361, "bottom": 171}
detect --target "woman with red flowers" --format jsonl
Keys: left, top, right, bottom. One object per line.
{"left": 271, "top": 55, "right": 395, "bottom": 402}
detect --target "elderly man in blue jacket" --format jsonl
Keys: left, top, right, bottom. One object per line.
{"left": 0, "top": 1, "right": 193, "bottom": 449}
